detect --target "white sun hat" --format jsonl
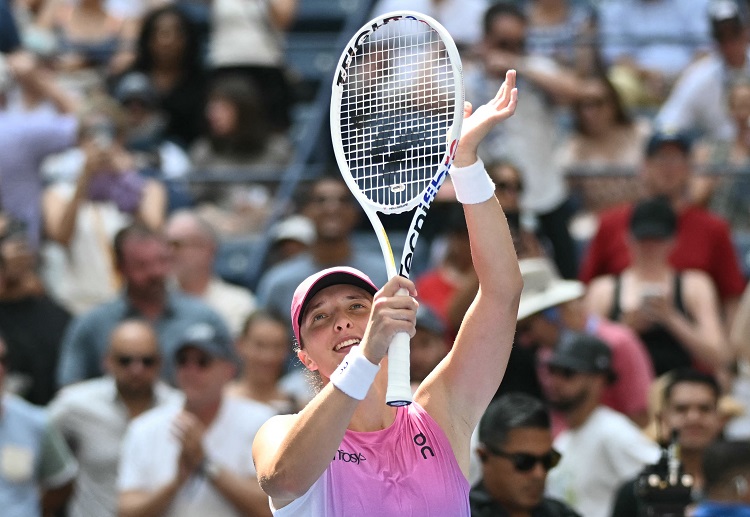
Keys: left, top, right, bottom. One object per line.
{"left": 517, "top": 257, "right": 585, "bottom": 321}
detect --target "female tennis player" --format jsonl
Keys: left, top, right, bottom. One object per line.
{"left": 252, "top": 70, "right": 522, "bottom": 516}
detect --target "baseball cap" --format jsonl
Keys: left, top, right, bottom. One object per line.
{"left": 645, "top": 130, "right": 692, "bottom": 157}
{"left": 547, "top": 332, "right": 616, "bottom": 382}
{"left": 271, "top": 215, "right": 316, "bottom": 246}
{"left": 291, "top": 266, "right": 379, "bottom": 346}
{"left": 174, "top": 322, "right": 234, "bottom": 361}
{"left": 517, "top": 257, "right": 584, "bottom": 321}
{"left": 630, "top": 196, "right": 677, "bottom": 240}
{"left": 114, "top": 72, "right": 157, "bottom": 106}
{"left": 709, "top": 0, "right": 746, "bottom": 39}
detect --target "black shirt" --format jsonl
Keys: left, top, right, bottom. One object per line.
{"left": 470, "top": 481, "right": 582, "bottom": 517}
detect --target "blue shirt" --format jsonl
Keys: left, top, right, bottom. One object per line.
{"left": 56, "top": 291, "right": 231, "bottom": 386}
{"left": 0, "top": 394, "right": 78, "bottom": 517}
{"left": 693, "top": 502, "right": 750, "bottom": 517}
{"left": 0, "top": 0, "right": 20, "bottom": 52}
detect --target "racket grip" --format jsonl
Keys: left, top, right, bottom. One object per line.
{"left": 385, "top": 285, "right": 413, "bottom": 406}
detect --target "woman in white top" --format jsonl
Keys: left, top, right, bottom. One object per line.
{"left": 42, "top": 96, "right": 165, "bottom": 314}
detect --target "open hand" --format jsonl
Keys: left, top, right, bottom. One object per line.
{"left": 454, "top": 69, "right": 518, "bottom": 167}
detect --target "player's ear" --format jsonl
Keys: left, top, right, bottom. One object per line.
{"left": 476, "top": 444, "right": 489, "bottom": 463}
{"left": 297, "top": 349, "right": 318, "bottom": 371}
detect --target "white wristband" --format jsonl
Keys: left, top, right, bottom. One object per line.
{"left": 450, "top": 158, "right": 496, "bottom": 204}
{"left": 330, "top": 347, "right": 380, "bottom": 400}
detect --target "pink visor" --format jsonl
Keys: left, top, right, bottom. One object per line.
{"left": 291, "top": 266, "right": 379, "bottom": 346}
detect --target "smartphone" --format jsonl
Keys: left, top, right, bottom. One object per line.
{"left": 640, "top": 285, "right": 663, "bottom": 306}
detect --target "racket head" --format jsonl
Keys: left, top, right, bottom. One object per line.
{"left": 330, "top": 11, "right": 464, "bottom": 216}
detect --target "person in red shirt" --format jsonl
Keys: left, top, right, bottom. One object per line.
{"left": 579, "top": 130, "right": 746, "bottom": 323}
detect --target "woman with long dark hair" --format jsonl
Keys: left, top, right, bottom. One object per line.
{"left": 125, "top": 5, "right": 208, "bottom": 148}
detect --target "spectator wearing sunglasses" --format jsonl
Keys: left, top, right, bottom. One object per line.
{"left": 47, "top": 319, "right": 180, "bottom": 517}
{"left": 543, "top": 333, "right": 660, "bottom": 517}
{"left": 471, "top": 393, "right": 581, "bottom": 517}
{"left": 487, "top": 160, "right": 546, "bottom": 260}
{"left": 118, "top": 321, "right": 275, "bottom": 517}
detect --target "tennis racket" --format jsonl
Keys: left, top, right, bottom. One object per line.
{"left": 330, "top": 11, "right": 464, "bottom": 406}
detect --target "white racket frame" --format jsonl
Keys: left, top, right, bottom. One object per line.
{"left": 330, "top": 11, "right": 464, "bottom": 406}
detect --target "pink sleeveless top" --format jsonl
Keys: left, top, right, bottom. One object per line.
{"left": 271, "top": 402, "right": 470, "bottom": 516}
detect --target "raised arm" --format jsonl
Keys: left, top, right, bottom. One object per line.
{"left": 415, "top": 70, "right": 522, "bottom": 463}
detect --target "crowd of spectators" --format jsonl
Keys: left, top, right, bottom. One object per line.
{"left": 2, "top": 0, "right": 750, "bottom": 515}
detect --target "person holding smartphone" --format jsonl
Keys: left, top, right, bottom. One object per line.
{"left": 42, "top": 95, "right": 166, "bottom": 314}
{"left": 586, "top": 196, "right": 730, "bottom": 377}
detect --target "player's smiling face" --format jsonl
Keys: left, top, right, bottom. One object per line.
{"left": 297, "top": 284, "right": 373, "bottom": 378}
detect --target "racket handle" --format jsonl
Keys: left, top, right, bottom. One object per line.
{"left": 386, "top": 288, "right": 413, "bottom": 407}
{"left": 386, "top": 331, "right": 412, "bottom": 406}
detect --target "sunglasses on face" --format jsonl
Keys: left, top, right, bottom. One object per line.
{"left": 485, "top": 444, "right": 561, "bottom": 472}
{"left": 309, "top": 195, "right": 351, "bottom": 206}
{"left": 493, "top": 38, "right": 525, "bottom": 53}
{"left": 547, "top": 365, "right": 580, "bottom": 379}
{"left": 115, "top": 355, "right": 158, "bottom": 368}
{"left": 175, "top": 352, "right": 214, "bottom": 369}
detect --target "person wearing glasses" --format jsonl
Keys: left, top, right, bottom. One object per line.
{"left": 117, "top": 321, "right": 275, "bottom": 517}
{"left": 47, "top": 319, "right": 180, "bottom": 517}
{"left": 471, "top": 393, "right": 580, "bottom": 517}
{"left": 542, "top": 332, "right": 660, "bottom": 517}
{"left": 56, "top": 223, "right": 232, "bottom": 387}
{"left": 465, "top": 2, "right": 585, "bottom": 280}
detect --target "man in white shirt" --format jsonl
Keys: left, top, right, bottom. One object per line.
{"left": 48, "top": 319, "right": 181, "bottom": 517}
{"left": 117, "top": 321, "right": 275, "bottom": 517}
{"left": 657, "top": 0, "right": 750, "bottom": 140}
{"left": 542, "top": 333, "right": 660, "bottom": 517}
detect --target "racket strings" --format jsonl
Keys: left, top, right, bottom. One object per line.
{"left": 339, "top": 17, "right": 457, "bottom": 209}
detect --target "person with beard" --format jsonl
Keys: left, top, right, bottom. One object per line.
{"left": 48, "top": 320, "right": 180, "bottom": 517}
{"left": 56, "top": 223, "right": 231, "bottom": 386}
{"left": 471, "top": 393, "right": 581, "bottom": 517}
{"left": 611, "top": 369, "right": 724, "bottom": 517}
{"left": 255, "top": 176, "right": 388, "bottom": 331}
{"left": 542, "top": 333, "right": 660, "bottom": 517}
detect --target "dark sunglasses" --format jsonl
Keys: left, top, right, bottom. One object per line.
{"left": 175, "top": 352, "right": 214, "bottom": 369}
{"left": 485, "top": 444, "right": 561, "bottom": 472}
{"left": 309, "top": 195, "right": 351, "bottom": 206}
{"left": 493, "top": 38, "right": 525, "bottom": 53}
{"left": 496, "top": 181, "right": 524, "bottom": 193}
{"left": 115, "top": 355, "right": 158, "bottom": 368}
{"left": 547, "top": 365, "right": 579, "bottom": 379}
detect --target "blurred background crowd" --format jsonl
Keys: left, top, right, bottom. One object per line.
{"left": 2, "top": 0, "right": 750, "bottom": 515}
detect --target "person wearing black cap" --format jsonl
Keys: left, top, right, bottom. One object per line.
{"left": 658, "top": 0, "right": 750, "bottom": 141}
{"left": 252, "top": 72, "right": 523, "bottom": 516}
{"left": 117, "top": 321, "right": 276, "bottom": 517}
{"left": 586, "top": 196, "right": 730, "bottom": 377}
{"left": 579, "top": 127, "right": 746, "bottom": 326}
{"left": 542, "top": 333, "right": 660, "bottom": 517}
